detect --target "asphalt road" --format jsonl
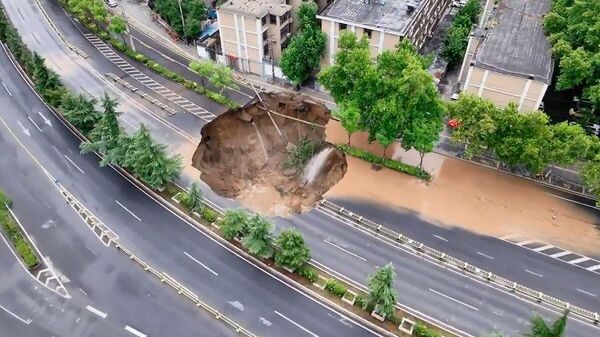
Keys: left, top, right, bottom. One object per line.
{"left": 1, "top": 1, "right": 599, "bottom": 336}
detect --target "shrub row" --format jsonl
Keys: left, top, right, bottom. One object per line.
{"left": 324, "top": 278, "right": 347, "bottom": 297}
{"left": 0, "top": 191, "right": 40, "bottom": 269}
{"left": 336, "top": 144, "right": 431, "bottom": 180}
{"left": 85, "top": 24, "right": 239, "bottom": 109}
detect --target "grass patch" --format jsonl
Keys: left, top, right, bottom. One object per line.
{"left": 0, "top": 190, "right": 40, "bottom": 269}
{"left": 336, "top": 144, "right": 431, "bottom": 180}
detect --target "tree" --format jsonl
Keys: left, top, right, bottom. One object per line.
{"left": 365, "top": 263, "right": 397, "bottom": 318}
{"left": 209, "top": 63, "right": 238, "bottom": 93}
{"left": 275, "top": 228, "right": 311, "bottom": 271}
{"left": 242, "top": 215, "right": 273, "bottom": 258}
{"left": 120, "top": 124, "right": 182, "bottom": 189}
{"left": 582, "top": 157, "right": 600, "bottom": 206}
{"left": 66, "top": 0, "right": 108, "bottom": 24}
{"left": 80, "top": 93, "right": 122, "bottom": 155}
{"left": 109, "top": 15, "right": 127, "bottom": 44}
{"left": 189, "top": 60, "right": 213, "bottom": 89}
{"left": 336, "top": 102, "right": 362, "bottom": 145}
{"left": 556, "top": 48, "right": 593, "bottom": 90}
{"left": 440, "top": 25, "right": 470, "bottom": 65}
{"left": 525, "top": 311, "right": 568, "bottom": 337}
{"left": 280, "top": 1, "right": 326, "bottom": 85}
{"left": 60, "top": 93, "right": 101, "bottom": 135}
{"left": 220, "top": 209, "right": 250, "bottom": 240}
{"left": 183, "top": 182, "right": 203, "bottom": 213}
{"left": 446, "top": 93, "right": 498, "bottom": 155}
{"left": 547, "top": 122, "right": 591, "bottom": 166}
{"left": 153, "top": 0, "right": 207, "bottom": 40}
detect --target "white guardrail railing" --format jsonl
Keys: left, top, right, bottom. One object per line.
{"left": 317, "top": 199, "right": 600, "bottom": 324}
{"left": 56, "top": 182, "right": 257, "bottom": 337}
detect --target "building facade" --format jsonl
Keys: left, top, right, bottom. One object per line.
{"left": 217, "top": 0, "right": 293, "bottom": 76}
{"left": 318, "top": 0, "right": 451, "bottom": 64}
{"left": 458, "top": 0, "right": 553, "bottom": 112}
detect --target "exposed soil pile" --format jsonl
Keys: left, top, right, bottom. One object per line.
{"left": 192, "top": 92, "right": 347, "bottom": 216}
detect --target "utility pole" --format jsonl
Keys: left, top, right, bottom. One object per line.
{"left": 268, "top": 39, "right": 275, "bottom": 82}
{"left": 178, "top": 0, "right": 186, "bottom": 37}
{"left": 120, "top": 7, "right": 136, "bottom": 52}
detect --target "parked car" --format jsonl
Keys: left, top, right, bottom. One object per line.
{"left": 105, "top": 0, "right": 118, "bottom": 7}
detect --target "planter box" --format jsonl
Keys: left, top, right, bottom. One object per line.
{"left": 233, "top": 236, "right": 243, "bottom": 243}
{"left": 171, "top": 192, "right": 183, "bottom": 204}
{"left": 342, "top": 289, "right": 357, "bottom": 305}
{"left": 313, "top": 274, "right": 328, "bottom": 290}
{"left": 398, "top": 317, "right": 416, "bottom": 335}
{"left": 283, "top": 265, "right": 295, "bottom": 273}
{"left": 371, "top": 309, "right": 386, "bottom": 322}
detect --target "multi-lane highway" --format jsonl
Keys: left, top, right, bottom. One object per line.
{"left": 0, "top": 0, "right": 599, "bottom": 336}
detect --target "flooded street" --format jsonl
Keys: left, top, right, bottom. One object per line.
{"left": 325, "top": 120, "right": 600, "bottom": 255}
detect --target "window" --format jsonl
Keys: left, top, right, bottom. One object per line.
{"left": 281, "top": 38, "right": 290, "bottom": 50}
{"left": 339, "top": 23, "right": 347, "bottom": 31}
{"left": 364, "top": 28, "right": 372, "bottom": 39}
{"left": 261, "top": 15, "right": 267, "bottom": 26}
{"left": 280, "top": 11, "right": 290, "bottom": 24}
{"left": 280, "top": 23, "right": 290, "bottom": 39}
{"left": 264, "top": 44, "right": 270, "bottom": 58}
{"left": 270, "top": 14, "right": 277, "bottom": 25}
{"left": 262, "top": 31, "right": 268, "bottom": 42}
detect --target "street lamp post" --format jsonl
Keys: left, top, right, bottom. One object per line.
{"left": 120, "top": 6, "right": 136, "bottom": 52}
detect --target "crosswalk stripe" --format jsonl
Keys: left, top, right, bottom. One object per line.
{"left": 568, "top": 257, "right": 590, "bottom": 265}
{"left": 549, "top": 251, "right": 573, "bottom": 258}
{"left": 533, "top": 245, "right": 554, "bottom": 252}
{"left": 587, "top": 265, "right": 600, "bottom": 271}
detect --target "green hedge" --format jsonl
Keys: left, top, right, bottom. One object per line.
{"left": 324, "top": 278, "right": 347, "bottom": 297}
{"left": 0, "top": 191, "right": 40, "bottom": 269}
{"left": 85, "top": 24, "right": 239, "bottom": 109}
{"left": 336, "top": 144, "right": 431, "bottom": 180}
{"left": 297, "top": 265, "right": 318, "bottom": 283}
{"left": 201, "top": 207, "right": 217, "bottom": 223}
{"left": 413, "top": 322, "right": 441, "bottom": 337}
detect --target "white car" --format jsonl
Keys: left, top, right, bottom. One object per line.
{"left": 105, "top": 0, "right": 118, "bottom": 7}
{"left": 452, "top": 0, "right": 467, "bottom": 7}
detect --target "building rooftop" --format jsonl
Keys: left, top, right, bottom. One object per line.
{"left": 219, "top": 0, "right": 291, "bottom": 18}
{"left": 318, "top": 0, "right": 425, "bottom": 33}
{"left": 473, "top": 0, "right": 553, "bottom": 83}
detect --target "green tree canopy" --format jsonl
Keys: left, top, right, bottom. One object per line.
{"left": 440, "top": 0, "right": 480, "bottom": 66}
{"left": 525, "top": 311, "right": 568, "bottom": 337}
{"left": 365, "top": 263, "right": 397, "bottom": 318}
{"left": 183, "top": 182, "right": 203, "bottom": 213}
{"left": 220, "top": 209, "right": 250, "bottom": 240}
{"left": 80, "top": 93, "right": 122, "bottom": 155}
{"left": 120, "top": 124, "right": 182, "bottom": 189}
{"left": 447, "top": 94, "right": 498, "bottom": 154}
{"left": 60, "top": 93, "right": 101, "bottom": 135}
{"left": 153, "top": 0, "right": 207, "bottom": 40}
{"left": 242, "top": 215, "right": 273, "bottom": 258}
{"left": 275, "top": 228, "right": 311, "bottom": 271}
{"left": 66, "top": 0, "right": 108, "bottom": 24}
{"left": 280, "top": 1, "right": 326, "bottom": 85}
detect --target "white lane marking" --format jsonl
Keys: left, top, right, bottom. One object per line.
{"left": 515, "top": 239, "right": 535, "bottom": 246}
{"left": 31, "top": 32, "right": 41, "bottom": 44}
{"left": 569, "top": 257, "right": 590, "bottom": 265}
{"left": 183, "top": 251, "right": 218, "bottom": 276}
{"left": 16, "top": 121, "right": 30, "bottom": 137}
{"left": 0, "top": 304, "right": 32, "bottom": 325}
{"left": 550, "top": 251, "right": 573, "bottom": 258}
{"left": 79, "top": 288, "right": 88, "bottom": 296}
{"left": 2, "top": 82, "right": 12, "bottom": 96}
{"left": 124, "top": 325, "right": 147, "bottom": 337}
{"left": 17, "top": 8, "right": 25, "bottom": 20}
{"left": 323, "top": 240, "right": 367, "bottom": 261}
{"left": 274, "top": 310, "right": 319, "bottom": 337}
{"left": 532, "top": 245, "right": 554, "bottom": 252}
{"left": 27, "top": 116, "right": 43, "bottom": 132}
{"left": 120, "top": 117, "right": 138, "bottom": 129}
{"left": 432, "top": 234, "right": 448, "bottom": 242}
{"left": 428, "top": 288, "right": 479, "bottom": 311}
{"left": 587, "top": 264, "right": 600, "bottom": 272}
{"left": 115, "top": 200, "right": 142, "bottom": 221}
{"left": 577, "top": 289, "right": 597, "bottom": 298}
{"left": 524, "top": 269, "right": 544, "bottom": 278}
{"left": 37, "top": 112, "right": 52, "bottom": 126}
{"left": 85, "top": 305, "right": 107, "bottom": 318}
{"left": 545, "top": 192, "right": 600, "bottom": 210}
{"left": 84, "top": 244, "right": 98, "bottom": 256}
{"left": 476, "top": 251, "right": 494, "bottom": 260}
{"left": 64, "top": 155, "right": 85, "bottom": 174}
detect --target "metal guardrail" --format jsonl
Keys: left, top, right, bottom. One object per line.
{"left": 318, "top": 199, "right": 600, "bottom": 324}
{"left": 55, "top": 182, "right": 258, "bottom": 336}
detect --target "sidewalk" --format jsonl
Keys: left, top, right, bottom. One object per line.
{"left": 117, "top": 1, "right": 591, "bottom": 199}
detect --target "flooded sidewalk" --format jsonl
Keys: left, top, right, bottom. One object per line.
{"left": 324, "top": 121, "right": 600, "bottom": 256}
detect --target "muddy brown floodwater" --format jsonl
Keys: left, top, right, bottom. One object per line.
{"left": 192, "top": 93, "right": 347, "bottom": 217}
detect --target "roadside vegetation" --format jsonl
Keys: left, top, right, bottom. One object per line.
{"left": 440, "top": 0, "right": 480, "bottom": 66}
{"left": 0, "top": 5, "right": 182, "bottom": 190}
{"left": 0, "top": 190, "right": 40, "bottom": 269}
{"left": 63, "top": 0, "right": 238, "bottom": 109}
{"left": 280, "top": 1, "right": 326, "bottom": 86}
{"left": 150, "top": 0, "right": 207, "bottom": 41}
{"left": 320, "top": 33, "right": 444, "bottom": 176}
{"left": 448, "top": 94, "right": 600, "bottom": 202}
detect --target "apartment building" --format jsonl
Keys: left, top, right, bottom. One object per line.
{"left": 459, "top": 0, "right": 553, "bottom": 112}
{"left": 318, "top": 0, "right": 452, "bottom": 64}
{"left": 217, "top": 0, "right": 293, "bottom": 76}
